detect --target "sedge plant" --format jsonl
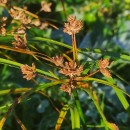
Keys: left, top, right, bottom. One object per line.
{"left": 0, "top": 1, "right": 130, "bottom": 130}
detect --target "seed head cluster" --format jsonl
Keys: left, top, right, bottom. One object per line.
{"left": 21, "top": 63, "right": 36, "bottom": 80}
{"left": 98, "top": 59, "right": 111, "bottom": 78}
{"left": 9, "top": 8, "right": 31, "bottom": 25}
{"left": 40, "top": 1, "right": 52, "bottom": 12}
{"left": 63, "top": 15, "right": 83, "bottom": 35}
{"left": 52, "top": 55, "right": 83, "bottom": 94}
{"left": 0, "top": 17, "right": 7, "bottom": 36}
{"left": 12, "top": 34, "right": 27, "bottom": 49}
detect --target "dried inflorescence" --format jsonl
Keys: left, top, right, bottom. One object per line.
{"left": 60, "top": 84, "right": 72, "bottom": 95}
{"left": 16, "top": 27, "right": 26, "bottom": 34}
{"left": 60, "top": 76, "right": 76, "bottom": 95}
{"left": 98, "top": 59, "right": 111, "bottom": 78}
{"left": 40, "top": 1, "right": 52, "bottom": 12}
{"left": 0, "top": 17, "right": 7, "bottom": 36}
{"left": 0, "top": 0, "right": 7, "bottom": 4}
{"left": 39, "top": 22, "right": 49, "bottom": 29}
{"left": 12, "top": 34, "right": 27, "bottom": 49}
{"left": 59, "top": 61, "right": 83, "bottom": 78}
{"left": 21, "top": 63, "right": 36, "bottom": 80}
{"left": 63, "top": 15, "right": 83, "bottom": 35}
{"left": 51, "top": 55, "right": 83, "bottom": 94}
{"left": 52, "top": 55, "right": 83, "bottom": 78}
{"left": 52, "top": 55, "right": 64, "bottom": 67}
{"left": 9, "top": 8, "right": 31, "bottom": 24}
{"left": 32, "top": 19, "right": 49, "bottom": 30}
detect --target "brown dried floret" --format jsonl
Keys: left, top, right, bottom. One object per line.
{"left": 32, "top": 19, "right": 41, "bottom": 26}
{"left": 1, "top": 17, "right": 7, "bottom": 22}
{"left": 59, "top": 61, "right": 83, "bottom": 77}
{"left": 11, "top": 26, "right": 26, "bottom": 35}
{"left": 40, "top": 22, "right": 49, "bottom": 29}
{"left": 0, "top": 27, "right": 6, "bottom": 36}
{"left": 10, "top": 8, "right": 23, "bottom": 20}
{"left": 12, "top": 34, "right": 27, "bottom": 49}
{"left": 16, "top": 27, "right": 26, "bottom": 34}
{"left": 0, "top": 17, "right": 7, "bottom": 36}
{"left": 63, "top": 15, "right": 83, "bottom": 35}
{"left": 60, "top": 84, "right": 71, "bottom": 95}
{"left": 52, "top": 55, "right": 64, "bottom": 67}
{"left": 60, "top": 82, "right": 75, "bottom": 95}
{"left": 32, "top": 19, "right": 49, "bottom": 29}
{"left": 98, "top": 59, "right": 111, "bottom": 78}
{"left": 41, "top": 1, "right": 52, "bottom": 12}
{"left": 0, "top": 0, "right": 7, "bottom": 4}
{"left": 9, "top": 8, "right": 31, "bottom": 24}
{"left": 21, "top": 63, "right": 36, "bottom": 80}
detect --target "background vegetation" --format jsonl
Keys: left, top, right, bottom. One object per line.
{"left": 0, "top": 0, "right": 130, "bottom": 130}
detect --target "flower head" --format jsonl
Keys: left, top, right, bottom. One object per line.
{"left": 63, "top": 15, "right": 83, "bottom": 35}
{"left": 60, "top": 84, "right": 71, "bottom": 95}
{"left": 21, "top": 63, "right": 36, "bottom": 80}
{"left": 59, "top": 61, "right": 83, "bottom": 77}
{"left": 9, "top": 8, "right": 31, "bottom": 24}
{"left": 52, "top": 55, "right": 64, "bottom": 67}
{"left": 0, "top": 17, "right": 7, "bottom": 36}
{"left": 98, "top": 59, "right": 111, "bottom": 78}
{"left": 12, "top": 34, "right": 27, "bottom": 49}
{"left": 0, "top": 0, "right": 7, "bottom": 4}
{"left": 60, "top": 82, "right": 75, "bottom": 95}
{"left": 41, "top": 1, "right": 52, "bottom": 12}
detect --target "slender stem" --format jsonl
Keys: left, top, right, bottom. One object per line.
{"left": 37, "top": 73, "right": 58, "bottom": 81}
{"left": 60, "top": 0, "right": 67, "bottom": 19}
{"left": 0, "top": 91, "right": 32, "bottom": 129}
{"left": 85, "top": 70, "right": 100, "bottom": 77}
{"left": 86, "top": 89, "right": 109, "bottom": 130}
{"left": 13, "top": 6, "right": 38, "bottom": 18}
{"left": 0, "top": 88, "right": 32, "bottom": 96}
{"left": 72, "top": 33, "right": 78, "bottom": 62}
{"left": 77, "top": 70, "right": 100, "bottom": 81}
{"left": 73, "top": 90, "right": 87, "bottom": 129}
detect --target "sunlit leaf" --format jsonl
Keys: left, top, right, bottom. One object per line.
{"left": 55, "top": 104, "right": 69, "bottom": 130}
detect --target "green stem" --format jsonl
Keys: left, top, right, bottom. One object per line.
{"left": 86, "top": 89, "right": 109, "bottom": 130}
{"left": 72, "top": 33, "right": 78, "bottom": 62}
{"left": 0, "top": 88, "right": 31, "bottom": 96}
{"left": 73, "top": 90, "right": 87, "bottom": 129}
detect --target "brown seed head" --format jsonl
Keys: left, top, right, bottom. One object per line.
{"left": 59, "top": 61, "right": 83, "bottom": 77}
{"left": 63, "top": 15, "right": 83, "bottom": 35}
{"left": 0, "top": 27, "right": 6, "bottom": 36}
{"left": 41, "top": 1, "right": 52, "bottom": 12}
{"left": 60, "top": 84, "right": 71, "bottom": 95}
{"left": 98, "top": 59, "right": 110, "bottom": 69}
{"left": 52, "top": 55, "right": 64, "bottom": 67}
{"left": 0, "top": 0, "right": 7, "bottom": 4}
{"left": 21, "top": 63, "right": 36, "bottom": 80}
{"left": 12, "top": 34, "right": 27, "bottom": 49}
{"left": 98, "top": 59, "right": 111, "bottom": 78}
{"left": 0, "top": 17, "right": 7, "bottom": 36}
{"left": 9, "top": 8, "right": 31, "bottom": 24}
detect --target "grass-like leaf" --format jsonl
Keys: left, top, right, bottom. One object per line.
{"left": 55, "top": 104, "right": 69, "bottom": 130}
{"left": 14, "top": 114, "right": 27, "bottom": 130}
{"left": 70, "top": 105, "right": 80, "bottom": 129}
{"left": 0, "top": 88, "right": 31, "bottom": 96}
{"left": 0, "top": 58, "right": 58, "bottom": 78}
{"left": 78, "top": 77, "right": 130, "bottom": 112}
